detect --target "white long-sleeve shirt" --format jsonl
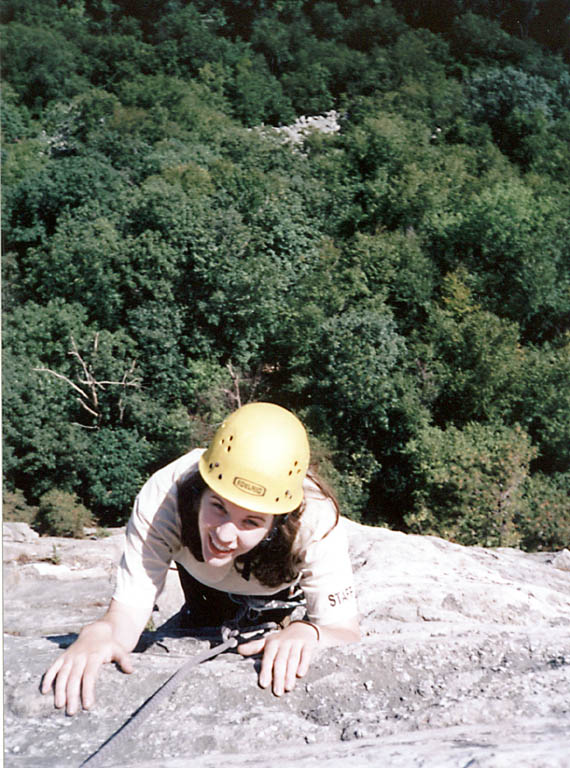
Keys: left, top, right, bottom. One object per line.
{"left": 113, "top": 449, "right": 358, "bottom": 627}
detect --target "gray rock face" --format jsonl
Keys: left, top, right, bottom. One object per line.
{"left": 3, "top": 522, "right": 40, "bottom": 543}
{"left": 3, "top": 520, "right": 570, "bottom": 767}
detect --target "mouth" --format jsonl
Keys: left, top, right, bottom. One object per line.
{"left": 208, "top": 533, "right": 236, "bottom": 557}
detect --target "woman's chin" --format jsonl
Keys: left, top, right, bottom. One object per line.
{"left": 204, "top": 552, "right": 233, "bottom": 566}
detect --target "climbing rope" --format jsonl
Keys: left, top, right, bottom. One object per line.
{"left": 80, "top": 594, "right": 306, "bottom": 766}
{"left": 80, "top": 629, "right": 239, "bottom": 768}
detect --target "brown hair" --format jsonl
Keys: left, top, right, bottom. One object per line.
{"left": 177, "top": 467, "right": 339, "bottom": 588}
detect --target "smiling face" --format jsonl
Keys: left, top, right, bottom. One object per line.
{"left": 198, "top": 488, "right": 274, "bottom": 566}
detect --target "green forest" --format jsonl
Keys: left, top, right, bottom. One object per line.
{"left": 2, "top": 0, "right": 569, "bottom": 549}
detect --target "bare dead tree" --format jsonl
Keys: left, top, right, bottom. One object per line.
{"left": 221, "top": 361, "right": 265, "bottom": 411}
{"left": 223, "top": 361, "right": 243, "bottom": 409}
{"left": 33, "top": 335, "right": 141, "bottom": 429}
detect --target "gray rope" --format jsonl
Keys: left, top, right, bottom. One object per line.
{"left": 80, "top": 632, "right": 238, "bottom": 768}
{"left": 79, "top": 594, "right": 299, "bottom": 767}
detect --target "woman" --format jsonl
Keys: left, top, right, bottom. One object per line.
{"left": 41, "top": 402, "right": 360, "bottom": 715}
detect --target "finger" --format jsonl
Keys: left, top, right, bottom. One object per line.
{"left": 65, "top": 661, "right": 83, "bottom": 716}
{"left": 114, "top": 647, "right": 134, "bottom": 675}
{"left": 237, "top": 637, "right": 266, "bottom": 657}
{"left": 296, "top": 643, "right": 315, "bottom": 679}
{"left": 284, "top": 644, "right": 302, "bottom": 692}
{"left": 269, "top": 645, "right": 290, "bottom": 697}
{"left": 81, "top": 656, "right": 103, "bottom": 711}
{"left": 53, "top": 661, "right": 72, "bottom": 710}
{"left": 258, "top": 640, "right": 280, "bottom": 690}
{"left": 41, "top": 657, "right": 64, "bottom": 694}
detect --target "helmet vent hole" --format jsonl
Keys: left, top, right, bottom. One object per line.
{"left": 218, "top": 474, "right": 223, "bottom": 480}
{"left": 288, "top": 470, "right": 292, "bottom": 476}
{"left": 226, "top": 446, "right": 231, "bottom": 452}
{"left": 275, "top": 497, "right": 280, "bottom": 503}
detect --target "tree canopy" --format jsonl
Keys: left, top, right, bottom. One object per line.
{"left": 2, "top": 0, "right": 569, "bottom": 549}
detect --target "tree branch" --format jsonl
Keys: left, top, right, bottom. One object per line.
{"left": 33, "top": 367, "right": 90, "bottom": 400}
{"left": 34, "top": 334, "right": 140, "bottom": 430}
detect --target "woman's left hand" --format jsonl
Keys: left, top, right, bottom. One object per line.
{"left": 237, "top": 621, "right": 319, "bottom": 696}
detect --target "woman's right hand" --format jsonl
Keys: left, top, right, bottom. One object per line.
{"left": 41, "top": 621, "right": 134, "bottom": 715}
{"left": 40, "top": 598, "right": 147, "bottom": 716}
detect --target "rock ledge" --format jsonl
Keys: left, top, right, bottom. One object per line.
{"left": 3, "top": 521, "right": 570, "bottom": 767}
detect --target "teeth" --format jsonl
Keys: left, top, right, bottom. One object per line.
{"left": 210, "top": 534, "right": 233, "bottom": 553}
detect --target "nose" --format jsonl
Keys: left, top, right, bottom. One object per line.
{"left": 215, "top": 521, "right": 237, "bottom": 544}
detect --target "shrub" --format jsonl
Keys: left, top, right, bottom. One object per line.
{"left": 517, "top": 472, "right": 570, "bottom": 552}
{"left": 404, "top": 422, "right": 537, "bottom": 547}
{"left": 36, "top": 489, "right": 93, "bottom": 538}
{"left": 2, "top": 488, "right": 39, "bottom": 526}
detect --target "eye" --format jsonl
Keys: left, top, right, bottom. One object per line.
{"left": 243, "top": 518, "right": 262, "bottom": 529}
{"left": 211, "top": 501, "right": 226, "bottom": 515}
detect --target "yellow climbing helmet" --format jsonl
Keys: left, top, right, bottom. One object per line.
{"left": 198, "top": 402, "right": 310, "bottom": 515}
